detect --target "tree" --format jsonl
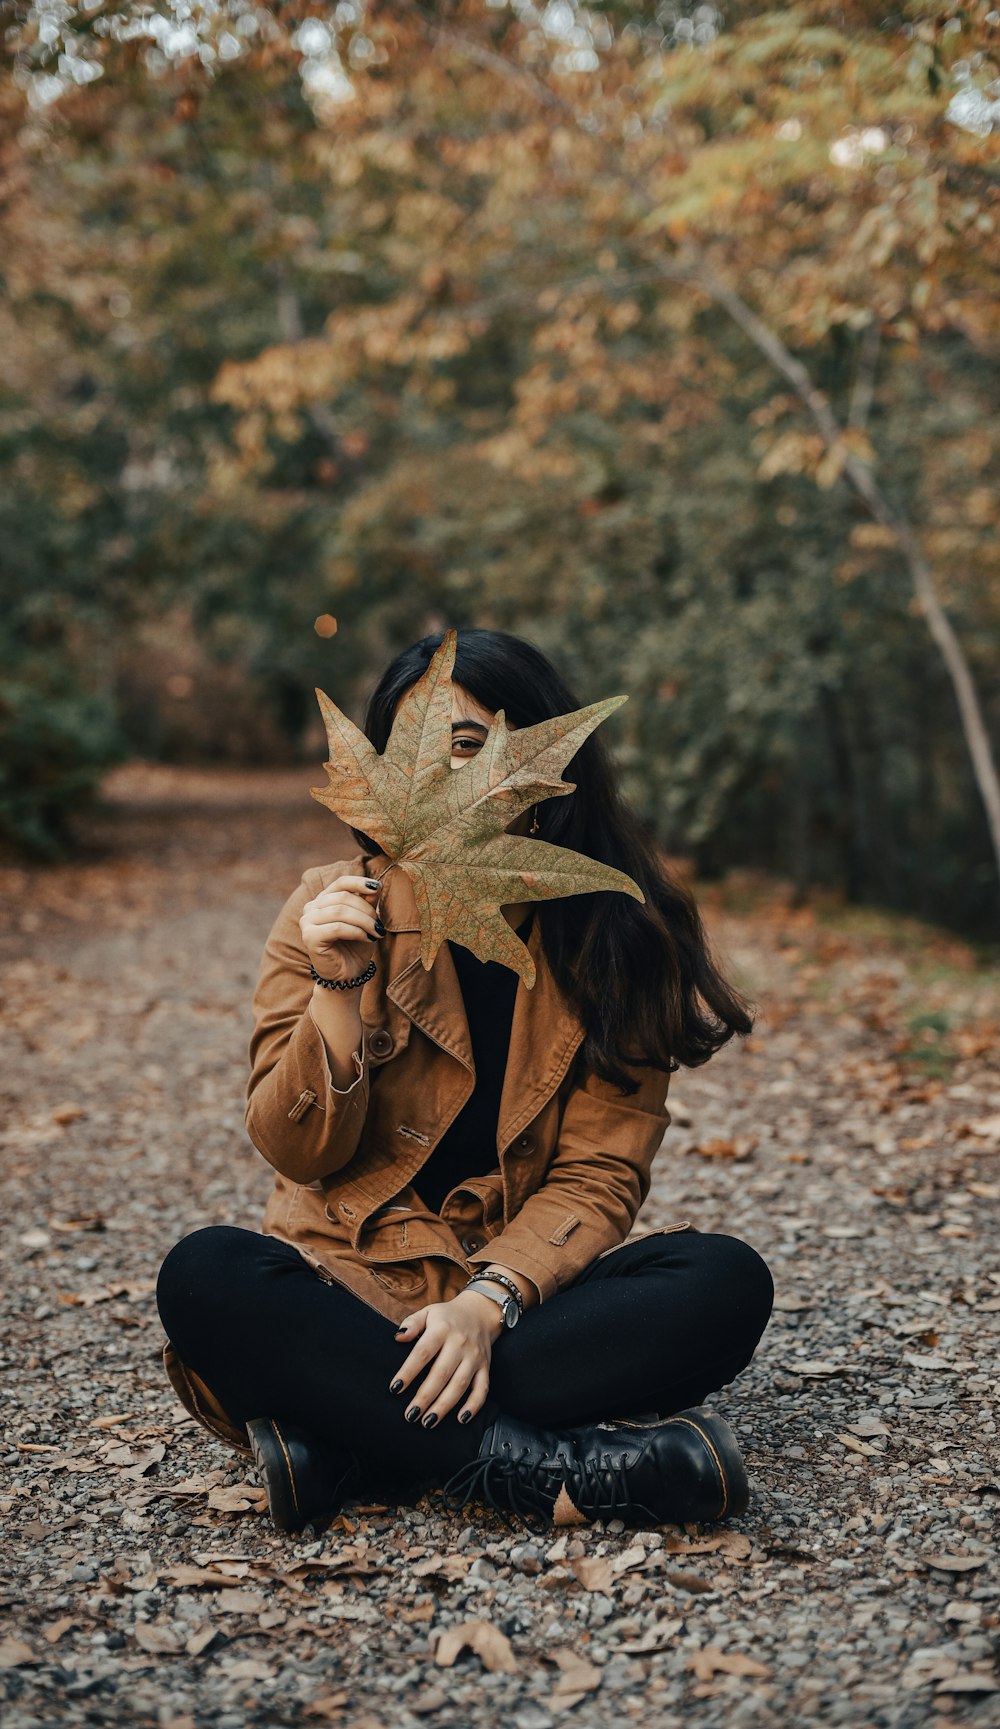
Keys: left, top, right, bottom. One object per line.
{"left": 3, "top": 2, "right": 998, "bottom": 939}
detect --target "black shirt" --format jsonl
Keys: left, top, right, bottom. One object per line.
{"left": 412, "top": 910, "right": 533, "bottom": 1215}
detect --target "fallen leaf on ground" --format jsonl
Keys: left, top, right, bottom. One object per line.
{"left": 612, "top": 1543, "right": 648, "bottom": 1574}
{"left": 433, "top": 1619, "right": 517, "bottom": 1673}
{"left": 845, "top": 1416, "right": 890, "bottom": 1438}
{"left": 134, "top": 1622, "right": 184, "bottom": 1655}
{"left": 716, "top": 1532, "right": 753, "bottom": 1560}
{"left": 305, "top": 1694, "right": 352, "bottom": 1720}
{"left": 213, "top": 1590, "right": 267, "bottom": 1615}
{"left": 665, "top": 1571, "right": 714, "bottom": 1594}
{"left": 161, "top": 1565, "right": 249, "bottom": 1590}
{"left": 688, "top": 1645, "right": 771, "bottom": 1682}
{"left": 618, "top": 1618, "right": 683, "bottom": 1654}
{"left": 206, "top": 1485, "right": 267, "bottom": 1513}
{"left": 43, "top": 1617, "right": 81, "bottom": 1644}
{"left": 282, "top": 1546, "right": 372, "bottom": 1578}
{"left": 220, "top": 1657, "right": 273, "bottom": 1684}
{"left": 0, "top": 1639, "right": 39, "bottom": 1669}
{"left": 410, "top": 1553, "right": 472, "bottom": 1582}
{"left": 837, "top": 1433, "right": 881, "bottom": 1457}
{"left": 185, "top": 1626, "right": 220, "bottom": 1657}
{"left": 966, "top": 1113, "right": 1000, "bottom": 1141}
{"left": 570, "top": 1556, "right": 614, "bottom": 1592}
{"left": 685, "top": 1136, "right": 756, "bottom": 1161}
{"left": 664, "top": 1532, "right": 751, "bottom": 1560}
{"left": 52, "top": 1103, "right": 87, "bottom": 1125}
{"left": 545, "top": 1647, "right": 603, "bottom": 1711}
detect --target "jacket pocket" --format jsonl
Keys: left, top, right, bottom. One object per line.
{"left": 370, "top": 1262, "right": 428, "bottom": 1298}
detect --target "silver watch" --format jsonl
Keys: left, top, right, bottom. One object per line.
{"left": 466, "top": 1278, "right": 520, "bottom": 1328}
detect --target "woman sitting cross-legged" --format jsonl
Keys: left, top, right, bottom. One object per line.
{"left": 156, "top": 627, "right": 774, "bottom": 1536}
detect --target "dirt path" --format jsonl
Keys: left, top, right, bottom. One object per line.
{"left": 2, "top": 766, "right": 998, "bottom": 1727}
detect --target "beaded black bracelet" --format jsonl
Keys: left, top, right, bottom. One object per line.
{"left": 310, "top": 959, "right": 377, "bottom": 991}
{"left": 463, "top": 1269, "right": 524, "bottom": 1317}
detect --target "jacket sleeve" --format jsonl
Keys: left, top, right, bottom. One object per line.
{"left": 466, "top": 1062, "right": 672, "bottom": 1303}
{"left": 244, "top": 863, "right": 371, "bottom": 1186}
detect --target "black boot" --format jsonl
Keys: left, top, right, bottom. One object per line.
{"left": 436, "top": 1406, "right": 749, "bottom": 1533}
{"left": 246, "top": 1417, "right": 360, "bottom": 1535}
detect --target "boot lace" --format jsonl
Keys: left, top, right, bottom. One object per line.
{"left": 568, "top": 1447, "right": 633, "bottom": 1523}
{"left": 436, "top": 1441, "right": 560, "bottom": 1534}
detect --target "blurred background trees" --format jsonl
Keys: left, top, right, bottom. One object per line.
{"left": 3, "top": 1, "right": 998, "bottom": 936}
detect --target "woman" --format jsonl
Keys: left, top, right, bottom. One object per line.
{"left": 157, "top": 627, "right": 774, "bottom": 1537}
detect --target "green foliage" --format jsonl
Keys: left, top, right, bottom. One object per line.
{"left": 0, "top": 665, "right": 126, "bottom": 857}
{"left": 2, "top": 3, "right": 998, "bottom": 934}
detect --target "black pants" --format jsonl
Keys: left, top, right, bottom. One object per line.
{"left": 156, "top": 1226, "right": 774, "bottom": 1501}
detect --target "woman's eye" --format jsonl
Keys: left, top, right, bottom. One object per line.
{"left": 453, "top": 738, "right": 481, "bottom": 754}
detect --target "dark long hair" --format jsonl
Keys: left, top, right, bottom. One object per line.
{"left": 348, "top": 627, "right": 755, "bottom": 1094}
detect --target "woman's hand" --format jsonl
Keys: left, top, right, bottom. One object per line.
{"left": 299, "top": 872, "right": 384, "bottom": 983}
{"left": 389, "top": 1292, "right": 504, "bottom": 1428}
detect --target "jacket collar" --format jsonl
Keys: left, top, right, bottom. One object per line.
{"left": 367, "top": 850, "right": 586, "bottom": 1150}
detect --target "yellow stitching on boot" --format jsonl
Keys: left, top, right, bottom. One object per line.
{"left": 179, "top": 1360, "right": 252, "bottom": 1455}
{"left": 270, "top": 1419, "right": 301, "bottom": 1519}
{"left": 670, "top": 1416, "right": 728, "bottom": 1517}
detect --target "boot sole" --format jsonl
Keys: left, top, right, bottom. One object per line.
{"left": 247, "top": 1417, "right": 308, "bottom": 1534}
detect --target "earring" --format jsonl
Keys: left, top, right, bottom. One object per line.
{"left": 529, "top": 805, "right": 539, "bottom": 835}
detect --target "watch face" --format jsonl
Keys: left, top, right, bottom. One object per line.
{"left": 504, "top": 1299, "right": 518, "bottom": 1327}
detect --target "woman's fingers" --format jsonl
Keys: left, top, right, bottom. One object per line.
{"left": 308, "top": 912, "right": 380, "bottom": 939}
{"left": 315, "top": 877, "right": 381, "bottom": 910}
{"left": 415, "top": 1360, "right": 479, "bottom": 1428}
{"left": 394, "top": 1329, "right": 458, "bottom": 1401}
{"left": 307, "top": 900, "right": 380, "bottom": 931}
{"left": 457, "top": 1366, "right": 491, "bottom": 1425}
{"left": 403, "top": 1344, "right": 470, "bottom": 1424}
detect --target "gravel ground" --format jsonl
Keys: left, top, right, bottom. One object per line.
{"left": 2, "top": 764, "right": 998, "bottom": 1728}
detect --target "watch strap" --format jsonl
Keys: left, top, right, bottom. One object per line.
{"left": 465, "top": 1279, "right": 510, "bottom": 1319}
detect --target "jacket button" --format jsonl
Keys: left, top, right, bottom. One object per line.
{"left": 461, "top": 1234, "right": 485, "bottom": 1255}
{"left": 510, "top": 1132, "right": 535, "bottom": 1156}
{"left": 368, "top": 1028, "right": 394, "bottom": 1059}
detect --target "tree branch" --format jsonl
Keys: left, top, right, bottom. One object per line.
{"left": 411, "top": 4, "right": 1000, "bottom": 906}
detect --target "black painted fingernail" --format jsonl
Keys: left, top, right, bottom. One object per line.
{"left": 365, "top": 879, "right": 381, "bottom": 889}
{"left": 390, "top": 1379, "right": 403, "bottom": 1394}
{"left": 459, "top": 1410, "right": 472, "bottom": 1424}
{"left": 422, "top": 1413, "right": 438, "bottom": 1430}
{"left": 405, "top": 1407, "right": 420, "bottom": 1422}
{"left": 367, "top": 932, "right": 378, "bottom": 941}
{"left": 374, "top": 918, "right": 385, "bottom": 935}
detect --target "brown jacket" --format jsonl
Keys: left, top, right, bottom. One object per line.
{"left": 247, "top": 847, "right": 690, "bottom": 1321}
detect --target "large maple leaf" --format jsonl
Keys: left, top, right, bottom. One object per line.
{"left": 310, "top": 629, "right": 643, "bottom": 986}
